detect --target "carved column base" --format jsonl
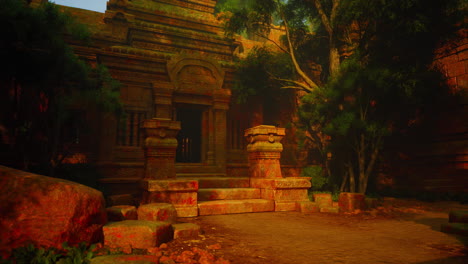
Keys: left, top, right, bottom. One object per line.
{"left": 141, "top": 179, "right": 199, "bottom": 217}
{"left": 142, "top": 118, "right": 180, "bottom": 179}
{"left": 251, "top": 177, "right": 311, "bottom": 212}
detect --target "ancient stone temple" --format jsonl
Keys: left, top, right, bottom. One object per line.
{"left": 49, "top": 0, "right": 304, "bottom": 215}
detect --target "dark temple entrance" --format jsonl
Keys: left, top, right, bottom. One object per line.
{"left": 176, "top": 107, "right": 202, "bottom": 163}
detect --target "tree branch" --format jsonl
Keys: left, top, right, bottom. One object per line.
{"left": 313, "top": 0, "right": 332, "bottom": 35}
{"left": 254, "top": 32, "right": 290, "bottom": 54}
{"left": 282, "top": 16, "right": 319, "bottom": 91}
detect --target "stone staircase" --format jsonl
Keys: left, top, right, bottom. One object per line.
{"left": 178, "top": 175, "right": 276, "bottom": 215}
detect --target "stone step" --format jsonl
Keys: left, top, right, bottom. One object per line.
{"left": 198, "top": 199, "right": 274, "bottom": 215}
{"left": 198, "top": 188, "right": 261, "bottom": 201}
{"left": 178, "top": 177, "right": 250, "bottom": 188}
{"left": 177, "top": 173, "right": 227, "bottom": 178}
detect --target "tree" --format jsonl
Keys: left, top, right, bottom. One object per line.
{"left": 0, "top": 0, "right": 122, "bottom": 176}
{"left": 220, "top": 0, "right": 464, "bottom": 193}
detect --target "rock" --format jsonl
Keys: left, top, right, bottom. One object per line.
{"left": 106, "top": 205, "right": 138, "bottom": 221}
{"left": 0, "top": 165, "right": 106, "bottom": 258}
{"left": 320, "top": 207, "right": 340, "bottom": 213}
{"left": 296, "top": 201, "right": 320, "bottom": 213}
{"left": 90, "top": 255, "right": 159, "bottom": 264}
{"left": 103, "top": 220, "right": 173, "bottom": 251}
{"left": 138, "top": 203, "right": 178, "bottom": 223}
{"left": 313, "top": 193, "right": 333, "bottom": 208}
{"left": 159, "top": 256, "right": 176, "bottom": 264}
{"left": 172, "top": 223, "right": 200, "bottom": 239}
{"left": 159, "top": 243, "right": 168, "bottom": 249}
{"left": 207, "top": 243, "right": 221, "bottom": 250}
{"left": 175, "top": 250, "right": 196, "bottom": 263}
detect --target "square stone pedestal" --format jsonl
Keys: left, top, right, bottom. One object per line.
{"left": 251, "top": 177, "right": 311, "bottom": 211}
{"left": 141, "top": 179, "right": 199, "bottom": 217}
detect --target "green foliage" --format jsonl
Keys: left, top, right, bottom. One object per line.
{"left": 0, "top": 0, "right": 123, "bottom": 174}
{"left": 301, "top": 166, "right": 327, "bottom": 191}
{"left": 9, "top": 244, "right": 60, "bottom": 264}
{"left": 232, "top": 46, "right": 294, "bottom": 103}
{"left": 224, "top": 0, "right": 464, "bottom": 194}
{"left": 3, "top": 243, "right": 95, "bottom": 264}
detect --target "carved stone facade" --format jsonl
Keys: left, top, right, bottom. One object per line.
{"left": 54, "top": 0, "right": 300, "bottom": 197}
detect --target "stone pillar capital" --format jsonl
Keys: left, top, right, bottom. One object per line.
{"left": 244, "top": 125, "right": 285, "bottom": 178}
{"left": 244, "top": 125, "right": 285, "bottom": 153}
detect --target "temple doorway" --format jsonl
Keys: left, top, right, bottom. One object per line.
{"left": 176, "top": 107, "right": 202, "bottom": 163}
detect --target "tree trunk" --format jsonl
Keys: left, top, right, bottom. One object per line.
{"left": 340, "top": 170, "right": 349, "bottom": 192}
{"left": 329, "top": 41, "right": 341, "bottom": 77}
{"left": 347, "top": 163, "right": 355, "bottom": 193}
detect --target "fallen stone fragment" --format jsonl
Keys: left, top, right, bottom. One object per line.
{"left": 138, "top": 203, "right": 178, "bottom": 223}
{"left": 103, "top": 220, "right": 173, "bottom": 251}
{"left": 172, "top": 223, "right": 201, "bottom": 239}
{"left": 175, "top": 250, "right": 196, "bottom": 263}
{"left": 313, "top": 193, "right": 333, "bottom": 208}
{"left": 159, "top": 256, "right": 176, "bottom": 264}
{"left": 207, "top": 243, "right": 221, "bottom": 250}
{"left": 106, "top": 205, "right": 138, "bottom": 221}
{"left": 320, "top": 207, "right": 340, "bottom": 213}
{"left": 296, "top": 201, "right": 320, "bottom": 213}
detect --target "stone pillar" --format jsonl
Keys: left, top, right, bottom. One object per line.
{"left": 213, "top": 89, "right": 230, "bottom": 172}
{"left": 244, "top": 125, "right": 285, "bottom": 178}
{"left": 140, "top": 118, "right": 198, "bottom": 217}
{"left": 245, "top": 125, "right": 312, "bottom": 212}
{"left": 141, "top": 118, "right": 180, "bottom": 179}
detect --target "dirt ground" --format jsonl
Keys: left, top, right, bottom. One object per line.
{"left": 167, "top": 199, "right": 468, "bottom": 264}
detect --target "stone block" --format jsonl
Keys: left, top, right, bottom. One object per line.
{"left": 106, "top": 205, "right": 138, "bottom": 221}
{"left": 198, "top": 188, "right": 261, "bottom": 201}
{"left": 90, "top": 255, "right": 160, "bottom": 264}
{"left": 338, "top": 192, "right": 366, "bottom": 213}
{"left": 449, "top": 210, "right": 468, "bottom": 223}
{"left": 138, "top": 203, "right": 177, "bottom": 223}
{"left": 274, "top": 201, "right": 297, "bottom": 212}
{"left": 197, "top": 177, "right": 250, "bottom": 188}
{"left": 172, "top": 223, "right": 200, "bottom": 239}
{"left": 142, "top": 179, "right": 198, "bottom": 192}
{"left": 250, "top": 178, "right": 311, "bottom": 189}
{"left": 320, "top": 207, "right": 340, "bottom": 213}
{"left": 103, "top": 220, "right": 173, "bottom": 250}
{"left": 313, "top": 193, "right": 333, "bottom": 208}
{"left": 296, "top": 201, "right": 320, "bottom": 213}
{"left": 261, "top": 188, "right": 309, "bottom": 201}
{"left": 441, "top": 223, "right": 468, "bottom": 236}
{"left": 174, "top": 206, "right": 199, "bottom": 217}
{"left": 143, "top": 191, "right": 198, "bottom": 207}
{"left": 198, "top": 199, "right": 274, "bottom": 215}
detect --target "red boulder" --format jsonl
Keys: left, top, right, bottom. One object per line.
{"left": 0, "top": 165, "right": 107, "bottom": 258}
